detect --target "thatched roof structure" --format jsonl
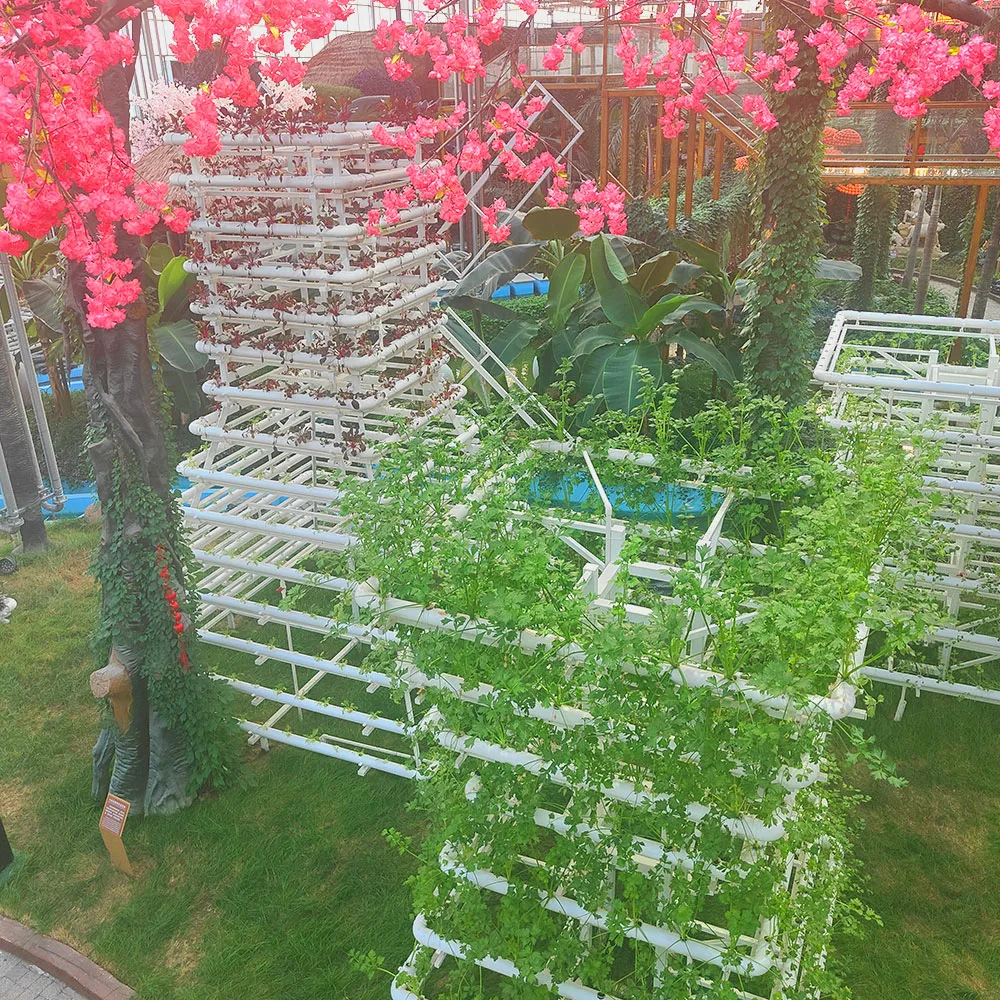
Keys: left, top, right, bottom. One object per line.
{"left": 133, "top": 143, "right": 189, "bottom": 205}
{"left": 304, "top": 30, "right": 398, "bottom": 89}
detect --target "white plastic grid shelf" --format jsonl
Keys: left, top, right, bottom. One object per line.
{"left": 815, "top": 310, "right": 1000, "bottom": 708}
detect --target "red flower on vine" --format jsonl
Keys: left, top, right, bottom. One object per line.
{"left": 155, "top": 544, "right": 190, "bottom": 671}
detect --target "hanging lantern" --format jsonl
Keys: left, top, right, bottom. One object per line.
{"left": 822, "top": 125, "right": 839, "bottom": 144}
{"left": 836, "top": 182, "right": 866, "bottom": 196}
{"left": 734, "top": 155, "right": 749, "bottom": 171}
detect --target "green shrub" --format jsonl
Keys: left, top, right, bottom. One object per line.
{"left": 27, "top": 390, "right": 91, "bottom": 489}
{"left": 871, "top": 278, "right": 953, "bottom": 317}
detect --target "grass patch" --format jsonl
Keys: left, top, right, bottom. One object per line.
{"left": 2, "top": 523, "right": 1000, "bottom": 998}
{"left": 0, "top": 522, "right": 418, "bottom": 1000}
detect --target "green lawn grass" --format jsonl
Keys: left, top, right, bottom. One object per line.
{"left": 1, "top": 522, "right": 999, "bottom": 999}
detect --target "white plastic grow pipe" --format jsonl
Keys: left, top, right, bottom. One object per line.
{"left": 186, "top": 242, "right": 444, "bottom": 285}
{"left": 814, "top": 369, "right": 1000, "bottom": 405}
{"left": 237, "top": 721, "right": 420, "bottom": 779}
{"left": 164, "top": 125, "right": 401, "bottom": 148}
{"left": 183, "top": 507, "right": 355, "bottom": 550}
{"left": 175, "top": 164, "right": 418, "bottom": 191}
{"left": 439, "top": 844, "right": 773, "bottom": 977}
{"left": 860, "top": 666, "right": 1000, "bottom": 703}
{"left": 201, "top": 359, "right": 448, "bottom": 413}
{"left": 200, "top": 630, "right": 393, "bottom": 686}
{"left": 178, "top": 467, "right": 345, "bottom": 506}
{"left": 432, "top": 728, "right": 787, "bottom": 843}
{"left": 532, "top": 808, "right": 735, "bottom": 880}
{"left": 353, "top": 581, "right": 856, "bottom": 722}
{"left": 188, "top": 207, "right": 435, "bottom": 240}
{"left": 395, "top": 918, "right": 626, "bottom": 1000}
{"left": 215, "top": 675, "right": 410, "bottom": 735}
{"left": 192, "top": 283, "right": 444, "bottom": 332}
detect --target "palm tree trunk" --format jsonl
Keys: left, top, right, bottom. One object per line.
{"left": 902, "top": 188, "right": 927, "bottom": 290}
{"left": 971, "top": 199, "right": 1000, "bottom": 320}
{"left": 914, "top": 186, "right": 943, "bottom": 314}
{"left": 0, "top": 326, "right": 46, "bottom": 551}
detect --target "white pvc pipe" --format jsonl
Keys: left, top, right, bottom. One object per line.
{"left": 200, "top": 630, "right": 392, "bottom": 685}
{"left": 861, "top": 666, "right": 1000, "bottom": 703}
{"left": 188, "top": 206, "right": 435, "bottom": 240}
{"left": 432, "top": 728, "right": 786, "bottom": 843}
{"left": 192, "top": 283, "right": 444, "bottom": 332}
{"left": 186, "top": 242, "right": 444, "bottom": 286}
{"left": 215, "top": 675, "right": 410, "bottom": 735}
{"left": 402, "top": 915, "right": 626, "bottom": 1000}
{"left": 439, "top": 844, "right": 773, "bottom": 977}
{"left": 202, "top": 360, "right": 448, "bottom": 413}
{"left": 236, "top": 721, "right": 419, "bottom": 779}
{"left": 183, "top": 506, "right": 354, "bottom": 549}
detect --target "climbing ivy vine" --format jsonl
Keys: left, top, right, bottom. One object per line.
{"left": 742, "top": 1, "right": 832, "bottom": 401}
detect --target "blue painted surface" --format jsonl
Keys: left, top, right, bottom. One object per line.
{"left": 37, "top": 366, "right": 85, "bottom": 394}
{"left": 530, "top": 472, "right": 717, "bottom": 520}
{"left": 490, "top": 279, "right": 549, "bottom": 300}
{"left": 1, "top": 476, "right": 197, "bottom": 519}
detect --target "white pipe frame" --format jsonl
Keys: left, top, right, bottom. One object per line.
{"left": 814, "top": 310, "right": 1000, "bottom": 706}
{"left": 179, "top": 127, "right": 845, "bottom": 1000}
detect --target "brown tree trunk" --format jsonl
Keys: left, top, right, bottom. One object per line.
{"left": 915, "top": 186, "right": 943, "bottom": 314}
{"left": 971, "top": 199, "right": 1000, "bottom": 320}
{"left": 0, "top": 326, "right": 47, "bottom": 551}
{"left": 68, "top": 60, "right": 193, "bottom": 817}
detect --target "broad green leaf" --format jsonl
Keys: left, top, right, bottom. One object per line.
{"left": 444, "top": 294, "right": 519, "bottom": 322}
{"left": 665, "top": 261, "right": 706, "bottom": 289}
{"left": 635, "top": 294, "right": 694, "bottom": 340}
{"left": 546, "top": 253, "right": 586, "bottom": 329}
{"left": 21, "top": 276, "right": 64, "bottom": 333}
{"left": 571, "top": 324, "right": 624, "bottom": 357}
{"left": 672, "top": 237, "right": 720, "bottom": 273}
{"left": 630, "top": 250, "right": 680, "bottom": 295}
{"left": 153, "top": 320, "right": 201, "bottom": 372}
{"left": 485, "top": 319, "right": 539, "bottom": 384}
{"left": 146, "top": 242, "right": 174, "bottom": 274}
{"left": 161, "top": 366, "right": 204, "bottom": 416}
{"left": 522, "top": 206, "right": 580, "bottom": 241}
{"left": 672, "top": 330, "right": 737, "bottom": 383}
{"left": 815, "top": 258, "right": 862, "bottom": 281}
{"left": 158, "top": 256, "right": 194, "bottom": 316}
{"left": 590, "top": 235, "right": 647, "bottom": 333}
{"left": 582, "top": 342, "right": 665, "bottom": 414}
{"left": 452, "top": 243, "right": 541, "bottom": 296}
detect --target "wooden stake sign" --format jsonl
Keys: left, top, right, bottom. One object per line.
{"left": 99, "top": 794, "right": 133, "bottom": 875}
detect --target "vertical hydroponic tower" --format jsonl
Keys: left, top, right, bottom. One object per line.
{"left": 175, "top": 123, "right": 477, "bottom": 774}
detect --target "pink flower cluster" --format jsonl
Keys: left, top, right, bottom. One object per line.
{"left": 573, "top": 180, "right": 627, "bottom": 237}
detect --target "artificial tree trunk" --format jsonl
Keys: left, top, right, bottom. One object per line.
{"left": 68, "top": 61, "right": 194, "bottom": 817}
{"left": 971, "top": 199, "right": 1000, "bottom": 320}
{"left": 743, "top": 0, "right": 830, "bottom": 401}
{"left": 914, "top": 185, "right": 943, "bottom": 314}
{"left": 0, "top": 324, "right": 47, "bottom": 551}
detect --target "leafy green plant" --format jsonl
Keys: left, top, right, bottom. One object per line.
{"left": 324, "top": 388, "right": 946, "bottom": 1000}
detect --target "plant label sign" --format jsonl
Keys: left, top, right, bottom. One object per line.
{"left": 99, "top": 794, "right": 133, "bottom": 875}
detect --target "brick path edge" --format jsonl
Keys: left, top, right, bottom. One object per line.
{"left": 0, "top": 916, "right": 134, "bottom": 1000}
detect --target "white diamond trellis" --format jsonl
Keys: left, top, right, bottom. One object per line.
{"left": 815, "top": 309, "right": 1000, "bottom": 711}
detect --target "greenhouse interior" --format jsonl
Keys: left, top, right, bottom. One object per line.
{"left": 1, "top": 2, "right": 1000, "bottom": 999}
